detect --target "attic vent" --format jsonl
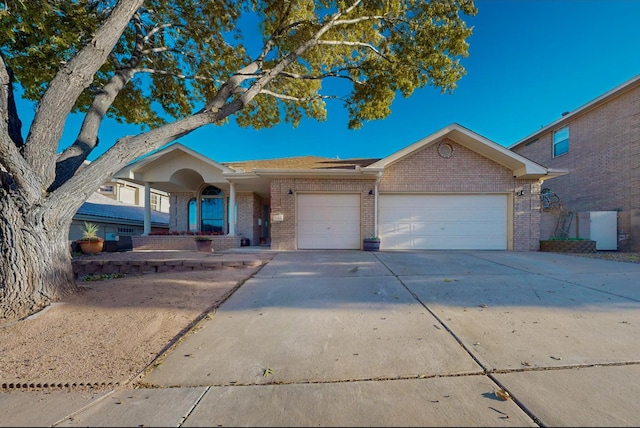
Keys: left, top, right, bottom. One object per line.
{"left": 561, "top": 111, "right": 570, "bottom": 117}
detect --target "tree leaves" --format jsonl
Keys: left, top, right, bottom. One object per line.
{"left": 2, "top": 0, "right": 476, "bottom": 134}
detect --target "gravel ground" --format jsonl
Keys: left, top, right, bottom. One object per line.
{"left": 0, "top": 265, "right": 266, "bottom": 392}
{"left": 570, "top": 251, "right": 640, "bottom": 264}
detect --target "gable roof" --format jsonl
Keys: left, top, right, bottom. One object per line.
{"left": 115, "top": 142, "right": 235, "bottom": 180}
{"left": 366, "top": 123, "right": 565, "bottom": 179}
{"left": 509, "top": 73, "right": 640, "bottom": 149}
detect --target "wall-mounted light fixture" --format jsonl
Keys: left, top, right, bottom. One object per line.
{"left": 288, "top": 189, "right": 293, "bottom": 195}
{"left": 368, "top": 189, "right": 374, "bottom": 195}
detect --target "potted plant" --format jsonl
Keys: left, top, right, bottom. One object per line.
{"left": 78, "top": 222, "right": 105, "bottom": 254}
{"left": 194, "top": 234, "right": 213, "bottom": 252}
{"left": 363, "top": 236, "right": 380, "bottom": 252}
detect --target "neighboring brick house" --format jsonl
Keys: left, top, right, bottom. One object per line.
{"left": 114, "top": 124, "right": 564, "bottom": 251}
{"left": 510, "top": 74, "right": 640, "bottom": 251}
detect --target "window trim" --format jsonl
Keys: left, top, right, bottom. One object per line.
{"left": 553, "top": 126, "right": 569, "bottom": 157}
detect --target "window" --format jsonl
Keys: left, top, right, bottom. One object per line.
{"left": 553, "top": 126, "right": 569, "bottom": 157}
{"left": 99, "top": 185, "right": 114, "bottom": 193}
{"left": 188, "top": 198, "right": 197, "bottom": 232}
{"left": 200, "top": 186, "right": 225, "bottom": 233}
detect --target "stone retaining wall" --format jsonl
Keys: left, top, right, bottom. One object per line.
{"left": 72, "top": 257, "right": 266, "bottom": 280}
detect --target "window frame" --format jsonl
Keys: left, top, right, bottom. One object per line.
{"left": 199, "top": 186, "right": 225, "bottom": 233}
{"left": 553, "top": 126, "right": 569, "bottom": 157}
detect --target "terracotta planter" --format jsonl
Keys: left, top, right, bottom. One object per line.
{"left": 363, "top": 238, "right": 380, "bottom": 252}
{"left": 195, "top": 239, "right": 213, "bottom": 252}
{"left": 79, "top": 239, "right": 104, "bottom": 255}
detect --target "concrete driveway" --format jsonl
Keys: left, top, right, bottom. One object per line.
{"left": 23, "top": 251, "right": 640, "bottom": 426}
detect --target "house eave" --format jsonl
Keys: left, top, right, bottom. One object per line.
{"left": 509, "top": 73, "right": 640, "bottom": 149}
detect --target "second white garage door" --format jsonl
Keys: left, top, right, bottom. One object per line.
{"left": 379, "top": 194, "right": 508, "bottom": 250}
{"left": 297, "top": 193, "right": 361, "bottom": 249}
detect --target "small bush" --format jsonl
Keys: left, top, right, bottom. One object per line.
{"left": 80, "top": 273, "right": 126, "bottom": 282}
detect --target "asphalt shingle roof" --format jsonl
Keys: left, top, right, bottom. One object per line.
{"left": 223, "top": 156, "right": 381, "bottom": 171}
{"left": 76, "top": 192, "right": 169, "bottom": 225}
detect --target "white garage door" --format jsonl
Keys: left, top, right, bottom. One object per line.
{"left": 379, "top": 194, "right": 507, "bottom": 250}
{"left": 297, "top": 194, "right": 361, "bottom": 249}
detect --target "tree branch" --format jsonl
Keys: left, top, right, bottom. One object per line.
{"left": 234, "top": 0, "right": 364, "bottom": 109}
{"left": 277, "top": 68, "right": 364, "bottom": 85}
{"left": 316, "top": 40, "right": 392, "bottom": 63}
{"left": 23, "top": 0, "right": 145, "bottom": 188}
{"left": 0, "top": 55, "right": 41, "bottom": 202}
{"left": 46, "top": 109, "right": 220, "bottom": 218}
{"left": 132, "top": 67, "right": 218, "bottom": 82}
{"left": 259, "top": 88, "right": 347, "bottom": 104}
{"left": 49, "top": 5, "right": 148, "bottom": 192}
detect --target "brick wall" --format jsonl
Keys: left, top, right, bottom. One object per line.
{"left": 236, "top": 192, "right": 254, "bottom": 243}
{"left": 132, "top": 235, "right": 240, "bottom": 251}
{"left": 269, "top": 178, "right": 376, "bottom": 250}
{"left": 268, "top": 139, "right": 541, "bottom": 251}
{"left": 252, "top": 194, "right": 265, "bottom": 244}
{"left": 236, "top": 192, "right": 264, "bottom": 245}
{"left": 381, "top": 139, "right": 541, "bottom": 251}
{"left": 512, "top": 84, "right": 640, "bottom": 250}
{"left": 380, "top": 139, "right": 516, "bottom": 193}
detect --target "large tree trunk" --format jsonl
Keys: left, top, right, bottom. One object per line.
{"left": 0, "top": 194, "right": 77, "bottom": 320}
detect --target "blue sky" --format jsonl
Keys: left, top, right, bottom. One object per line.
{"left": 19, "top": 0, "right": 640, "bottom": 163}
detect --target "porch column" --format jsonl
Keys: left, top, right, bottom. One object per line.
{"left": 228, "top": 182, "right": 236, "bottom": 236}
{"left": 143, "top": 182, "right": 151, "bottom": 236}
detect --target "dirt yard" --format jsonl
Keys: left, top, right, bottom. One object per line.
{"left": 0, "top": 264, "right": 266, "bottom": 392}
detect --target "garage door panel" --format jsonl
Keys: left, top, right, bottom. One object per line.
{"left": 382, "top": 235, "right": 506, "bottom": 250}
{"left": 298, "top": 206, "right": 360, "bottom": 222}
{"left": 379, "top": 194, "right": 507, "bottom": 250}
{"left": 300, "top": 221, "right": 358, "bottom": 235}
{"left": 379, "top": 222, "right": 412, "bottom": 234}
{"left": 298, "top": 194, "right": 361, "bottom": 249}
{"left": 297, "top": 234, "right": 361, "bottom": 249}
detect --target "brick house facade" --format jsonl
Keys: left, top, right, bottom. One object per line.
{"left": 115, "top": 124, "right": 562, "bottom": 252}
{"left": 510, "top": 74, "right": 640, "bottom": 251}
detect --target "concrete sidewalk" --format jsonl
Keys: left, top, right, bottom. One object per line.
{"left": 2, "top": 250, "right": 640, "bottom": 426}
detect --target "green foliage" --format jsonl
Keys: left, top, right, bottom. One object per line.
{"left": 80, "top": 222, "right": 100, "bottom": 241}
{"left": 1, "top": 0, "right": 246, "bottom": 127}
{"left": 2, "top": 0, "right": 476, "bottom": 133}
{"left": 0, "top": 0, "right": 102, "bottom": 101}
{"left": 80, "top": 272, "right": 126, "bottom": 281}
